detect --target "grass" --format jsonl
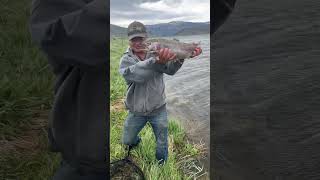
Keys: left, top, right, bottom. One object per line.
{"left": 110, "top": 38, "right": 205, "bottom": 179}
{"left": 0, "top": 0, "right": 54, "bottom": 139}
{"left": 0, "top": 132, "right": 61, "bottom": 179}
{"left": 0, "top": 0, "right": 61, "bottom": 179}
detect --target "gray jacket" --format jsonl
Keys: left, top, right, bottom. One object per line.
{"left": 119, "top": 48, "right": 184, "bottom": 115}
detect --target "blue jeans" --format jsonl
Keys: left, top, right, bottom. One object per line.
{"left": 122, "top": 108, "right": 168, "bottom": 162}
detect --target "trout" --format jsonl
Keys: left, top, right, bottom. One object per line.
{"left": 142, "top": 38, "right": 201, "bottom": 59}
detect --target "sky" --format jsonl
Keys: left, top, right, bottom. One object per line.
{"left": 110, "top": 0, "right": 210, "bottom": 27}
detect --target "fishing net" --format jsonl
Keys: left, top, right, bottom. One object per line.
{"left": 110, "top": 148, "right": 145, "bottom": 180}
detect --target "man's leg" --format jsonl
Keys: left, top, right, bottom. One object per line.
{"left": 122, "top": 112, "right": 147, "bottom": 147}
{"left": 149, "top": 108, "right": 168, "bottom": 164}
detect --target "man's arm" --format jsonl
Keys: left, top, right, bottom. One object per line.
{"left": 119, "top": 55, "right": 157, "bottom": 83}
{"left": 29, "top": 0, "right": 108, "bottom": 68}
{"left": 213, "top": 0, "right": 237, "bottom": 33}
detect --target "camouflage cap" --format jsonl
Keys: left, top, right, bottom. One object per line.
{"left": 127, "top": 21, "right": 147, "bottom": 40}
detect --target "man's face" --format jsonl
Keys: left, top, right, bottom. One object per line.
{"left": 129, "top": 37, "right": 146, "bottom": 53}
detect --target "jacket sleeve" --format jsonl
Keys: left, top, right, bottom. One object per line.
{"left": 213, "top": 0, "right": 237, "bottom": 33}
{"left": 119, "top": 55, "right": 157, "bottom": 83}
{"left": 152, "top": 59, "right": 184, "bottom": 75}
{"left": 29, "top": 0, "right": 108, "bottom": 67}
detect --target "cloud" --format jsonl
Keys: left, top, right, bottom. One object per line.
{"left": 139, "top": 0, "right": 183, "bottom": 11}
{"left": 110, "top": 0, "right": 210, "bottom": 27}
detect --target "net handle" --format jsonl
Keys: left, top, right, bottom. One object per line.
{"left": 126, "top": 145, "right": 133, "bottom": 158}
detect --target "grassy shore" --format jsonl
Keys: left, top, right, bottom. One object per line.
{"left": 0, "top": 0, "right": 60, "bottom": 179}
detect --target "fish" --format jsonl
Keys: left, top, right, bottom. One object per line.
{"left": 142, "top": 38, "right": 201, "bottom": 60}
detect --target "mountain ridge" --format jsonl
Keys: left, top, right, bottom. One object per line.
{"left": 111, "top": 21, "right": 210, "bottom": 37}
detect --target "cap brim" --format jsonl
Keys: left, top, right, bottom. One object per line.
{"left": 128, "top": 33, "right": 147, "bottom": 40}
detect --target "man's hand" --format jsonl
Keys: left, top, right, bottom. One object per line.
{"left": 156, "top": 48, "right": 177, "bottom": 64}
{"left": 190, "top": 47, "right": 202, "bottom": 58}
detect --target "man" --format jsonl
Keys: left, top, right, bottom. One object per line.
{"left": 29, "top": 0, "right": 108, "bottom": 179}
{"left": 119, "top": 21, "right": 202, "bottom": 164}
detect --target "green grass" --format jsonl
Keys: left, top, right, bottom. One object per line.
{"left": 110, "top": 38, "right": 202, "bottom": 179}
{"left": 0, "top": 131, "right": 61, "bottom": 180}
{"left": 110, "top": 38, "right": 128, "bottom": 102}
{"left": 0, "top": 0, "right": 54, "bottom": 138}
{"left": 0, "top": 0, "right": 60, "bottom": 179}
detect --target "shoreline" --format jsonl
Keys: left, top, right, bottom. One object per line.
{"left": 168, "top": 113, "right": 210, "bottom": 180}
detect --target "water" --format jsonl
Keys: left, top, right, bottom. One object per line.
{"left": 213, "top": 0, "right": 320, "bottom": 179}
{"left": 163, "top": 34, "right": 210, "bottom": 171}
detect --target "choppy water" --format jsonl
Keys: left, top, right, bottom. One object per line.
{"left": 212, "top": 0, "right": 320, "bottom": 179}
{"left": 163, "top": 34, "right": 210, "bottom": 170}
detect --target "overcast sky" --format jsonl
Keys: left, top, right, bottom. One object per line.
{"left": 110, "top": 0, "right": 210, "bottom": 27}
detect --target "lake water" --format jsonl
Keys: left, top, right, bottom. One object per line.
{"left": 163, "top": 34, "right": 210, "bottom": 174}
{"left": 212, "top": 0, "right": 320, "bottom": 179}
